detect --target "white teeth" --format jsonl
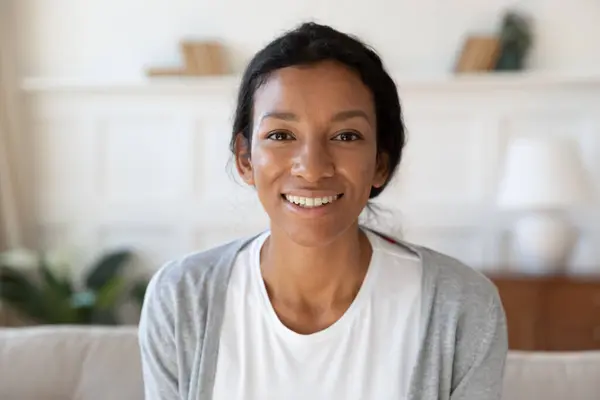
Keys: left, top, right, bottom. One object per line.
{"left": 284, "top": 194, "right": 340, "bottom": 208}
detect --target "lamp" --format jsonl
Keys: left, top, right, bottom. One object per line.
{"left": 497, "top": 135, "right": 590, "bottom": 274}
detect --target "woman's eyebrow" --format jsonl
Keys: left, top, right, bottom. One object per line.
{"left": 331, "top": 110, "right": 371, "bottom": 126}
{"left": 260, "top": 111, "right": 298, "bottom": 123}
{"left": 259, "top": 110, "right": 372, "bottom": 126}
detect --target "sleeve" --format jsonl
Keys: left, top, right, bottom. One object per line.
{"left": 450, "top": 291, "right": 509, "bottom": 400}
{"left": 138, "top": 262, "right": 180, "bottom": 399}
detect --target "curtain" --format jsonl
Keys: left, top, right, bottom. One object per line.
{"left": 0, "top": 0, "right": 23, "bottom": 252}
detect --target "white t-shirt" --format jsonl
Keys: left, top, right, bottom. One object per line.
{"left": 212, "top": 229, "right": 423, "bottom": 400}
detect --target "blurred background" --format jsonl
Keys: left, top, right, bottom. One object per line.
{"left": 1, "top": 0, "right": 600, "bottom": 398}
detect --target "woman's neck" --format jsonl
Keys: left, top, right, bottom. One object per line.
{"left": 260, "top": 224, "right": 372, "bottom": 311}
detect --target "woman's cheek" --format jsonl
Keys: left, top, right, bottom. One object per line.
{"left": 251, "top": 146, "right": 288, "bottom": 180}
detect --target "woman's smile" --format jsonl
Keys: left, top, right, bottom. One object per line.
{"left": 282, "top": 193, "right": 342, "bottom": 208}
{"left": 281, "top": 192, "right": 344, "bottom": 218}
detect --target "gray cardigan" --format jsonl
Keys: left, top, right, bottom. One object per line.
{"left": 138, "top": 231, "right": 508, "bottom": 400}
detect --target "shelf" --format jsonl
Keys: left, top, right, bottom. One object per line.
{"left": 20, "top": 71, "right": 600, "bottom": 95}
{"left": 21, "top": 74, "right": 240, "bottom": 95}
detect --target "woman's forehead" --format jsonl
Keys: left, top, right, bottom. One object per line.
{"left": 253, "top": 63, "right": 375, "bottom": 116}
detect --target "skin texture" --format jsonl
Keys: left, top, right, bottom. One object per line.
{"left": 235, "top": 61, "right": 389, "bottom": 334}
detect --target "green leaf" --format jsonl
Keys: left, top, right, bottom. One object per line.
{"left": 39, "top": 286, "right": 76, "bottom": 324}
{"left": 84, "top": 250, "right": 132, "bottom": 291}
{"left": 39, "top": 256, "right": 73, "bottom": 298}
{"left": 0, "top": 266, "right": 47, "bottom": 322}
{"left": 91, "top": 309, "right": 119, "bottom": 325}
{"left": 35, "top": 256, "right": 79, "bottom": 324}
{"left": 70, "top": 292, "right": 96, "bottom": 324}
{"left": 95, "top": 275, "right": 126, "bottom": 311}
{"left": 1, "top": 264, "right": 80, "bottom": 324}
{"left": 75, "top": 305, "right": 94, "bottom": 324}
{"left": 130, "top": 279, "right": 149, "bottom": 307}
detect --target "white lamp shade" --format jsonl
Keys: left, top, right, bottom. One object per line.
{"left": 497, "top": 135, "right": 590, "bottom": 210}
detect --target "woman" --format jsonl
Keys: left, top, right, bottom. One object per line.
{"left": 139, "top": 22, "right": 508, "bottom": 400}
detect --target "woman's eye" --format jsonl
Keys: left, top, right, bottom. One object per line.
{"left": 333, "top": 131, "right": 361, "bottom": 141}
{"left": 267, "top": 131, "right": 294, "bottom": 141}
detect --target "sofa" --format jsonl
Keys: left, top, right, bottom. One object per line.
{"left": 1, "top": 326, "right": 600, "bottom": 400}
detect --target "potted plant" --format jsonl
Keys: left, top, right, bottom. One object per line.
{"left": 0, "top": 248, "right": 149, "bottom": 325}
{"left": 494, "top": 10, "right": 533, "bottom": 71}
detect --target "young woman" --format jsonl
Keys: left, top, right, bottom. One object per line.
{"left": 139, "top": 22, "right": 508, "bottom": 400}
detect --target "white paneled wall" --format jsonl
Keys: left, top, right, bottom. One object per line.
{"left": 23, "top": 73, "right": 600, "bottom": 276}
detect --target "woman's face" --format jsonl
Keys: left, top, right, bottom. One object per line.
{"left": 236, "top": 61, "right": 388, "bottom": 247}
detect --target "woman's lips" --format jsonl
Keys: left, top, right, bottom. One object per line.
{"left": 280, "top": 193, "right": 344, "bottom": 218}
{"left": 282, "top": 193, "right": 341, "bottom": 208}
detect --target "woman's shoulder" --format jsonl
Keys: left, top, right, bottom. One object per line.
{"left": 420, "top": 245, "right": 498, "bottom": 301}
{"left": 391, "top": 237, "right": 502, "bottom": 313}
{"left": 365, "top": 229, "right": 500, "bottom": 307}
{"left": 145, "top": 235, "right": 257, "bottom": 298}
{"left": 139, "top": 235, "right": 258, "bottom": 342}
{"left": 371, "top": 230, "right": 497, "bottom": 300}
{"left": 394, "top": 241, "right": 508, "bottom": 396}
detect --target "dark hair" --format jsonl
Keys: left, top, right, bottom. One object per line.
{"left": 230, "top": 22, "right": 406, "bottom": 198}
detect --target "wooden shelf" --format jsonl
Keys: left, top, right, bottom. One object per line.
{"left": 21, "top": 72, "right": 600, "bottom": 94}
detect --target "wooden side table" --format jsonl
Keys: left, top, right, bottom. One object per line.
{"left": 489, "top": 273, "right": 600, "bottom": 351}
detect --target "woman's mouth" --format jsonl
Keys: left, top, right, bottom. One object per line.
{"left": 282, "top": 194, "right": 343, "bottom": 208}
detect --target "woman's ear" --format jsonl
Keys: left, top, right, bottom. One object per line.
{"left": 234, "top": 133, "right": 255, "bottom": 186}
{"left": 372, "top": 152, "right": 390, "bottom": 189}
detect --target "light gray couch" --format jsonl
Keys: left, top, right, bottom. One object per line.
{"left": 1, "top": 326, "right": 599, "bottom": 399}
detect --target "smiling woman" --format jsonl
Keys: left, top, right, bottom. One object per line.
{"left": 138, "top": 22, "right": 508, "bottom": 400}
{"left": 234, "top": 60, "right": 389, "bottom": 246}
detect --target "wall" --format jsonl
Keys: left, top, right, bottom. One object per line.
{"left": 23, "top": 75, "right": 600, "bottom": 276}
{"left": 14, "top": 0, "right": 600, "bottom": 80}
{"left": 11, "top": 1, "right": 600, "bottom": 277}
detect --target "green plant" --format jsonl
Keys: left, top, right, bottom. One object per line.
{"left": 495, "top": 10, "right": 533, "bottom": 71}
{"left": 0, "top": 249, "right": 148, "bottom": 325}
{"left": 130, "top": 279, "right": 149, "bottom": 309}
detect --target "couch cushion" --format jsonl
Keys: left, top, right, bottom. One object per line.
{"left": 0, "top": 325, "right": 143, "bottom": 400}
{"left": 3, "top": 326, "right": 600, "bottom": 400}
{"left": 504, "top": 351, "right": 600, "bottom": 400}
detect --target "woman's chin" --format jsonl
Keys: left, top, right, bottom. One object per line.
{"left": 276, "top": 219, "right": 358, "bottom": 248}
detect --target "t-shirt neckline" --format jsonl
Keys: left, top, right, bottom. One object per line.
{"left": 250, "top": 229, "right": 381, "bottom": 345}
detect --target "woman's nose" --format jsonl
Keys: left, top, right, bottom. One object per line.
{"left": 291, "top": 140, "right": 334, "bottom": 182}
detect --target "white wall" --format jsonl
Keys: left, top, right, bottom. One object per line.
{"left": 14, "top": 0, "right": 600, "bottom": 80}
{"left": 11, "top": 1, "right": 600, "bottom": 277}
{"left": 23, "top": 75, "right": 600, "bottom": 276}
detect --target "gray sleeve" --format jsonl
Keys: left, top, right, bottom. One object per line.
{"left": 138, "top": 262, "right": 180, "bottom": 399}
{"left": 450, "top": 292, "right": 509, "bottom": 400}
